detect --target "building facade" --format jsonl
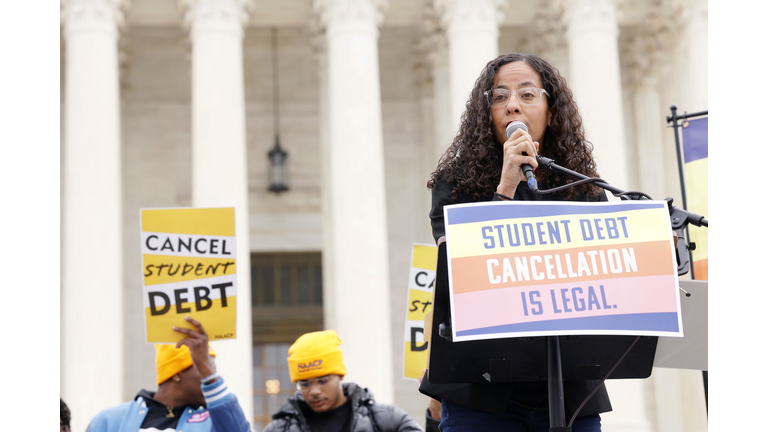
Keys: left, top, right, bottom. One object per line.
{"left": 60, "top": 0, "right": 708, "bottom": 431}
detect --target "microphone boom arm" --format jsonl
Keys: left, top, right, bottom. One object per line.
{"left": 536, "top": 155, "right": 708, "bottom": 277}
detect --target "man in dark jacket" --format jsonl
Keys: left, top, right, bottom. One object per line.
{"left": 263, "top": 330, "right": 422, "bottom": 432}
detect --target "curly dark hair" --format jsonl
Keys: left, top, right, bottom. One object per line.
{"left": 61, "top": 399, "right": 71, "bottom": 431}
{"left": 427, "top": 53, "right": 601, "bottom": 201}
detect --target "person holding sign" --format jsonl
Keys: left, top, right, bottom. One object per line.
{"left": 263, "top": 330, "right": 422, "bottom": 432}
{"left": 424, "top": 53, "right": 610, "bottom": 431}
{"left": 85, "top": 317, "right": 250, "bottom": 432}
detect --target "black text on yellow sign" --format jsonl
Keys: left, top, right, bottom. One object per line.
{"left": 140, "top": 207, "right": 238, "bottom": 343}
{"left": 147, "top": 282, "right": 233, "bottom": 316}
{"left": 403, "top": 244, "right": 438, "bottom": 381}
{"left": 143, "top": 254, "right": 236, "bottom": 285}
{"left": 143, "top": 276, "right": 238, "bottom": 342}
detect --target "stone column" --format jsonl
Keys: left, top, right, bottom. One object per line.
{"left": 180, "top": 0, "right": 255, "bottom": 423}
{"left": 309, "top": 16, "right": 337, "bottom": 332}
{"left": 522, "top": 0, "right": 570, "bottom": 80}
{"left": 656, "top": 0, "right": 687, "bottom": 204}
{"left": 685, "top": 0, "right": 707, "bottom": 111}
{"left": 623, "top": 1, "right": 679, "bottom": 199}
{"left": 415, "top": 3, "right": 449, "bottom": 240}
{"left": 61, "top": 1, "right": 126, "bottom": 430}
{"left": 436, "top": 0, "right": 508, "bottom": 133}
{"left": 413, "top": 31, "right": 436, "bottom": 242}
{"left": 313, "top": 0, "right": 395, "bottom": 404}
{"left": 432, "top": 48, "right": 452, "bottom": 165}
{"left": 418, "top": 2, "right": 452, "bottom": 169}
{"left": 602, "top": 379, "right": 654, "bottom": 432}
{"left": 649, "top": 368, "right": 685, "bottom": 432}
{"left": 566, "top": 0, "right": 628, "bottom": 194}
{"left": 633, "top": 77, "right": 665, "bottom": 196}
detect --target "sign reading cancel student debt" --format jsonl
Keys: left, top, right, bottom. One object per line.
{"left": 444, "top": 201, "right": 683, "bottom": 342}
{"left": 141, "top": 207, "right": 237, "bottom": 343}
{"left": 403, "top": 243, "right": 438, "bottom": 381}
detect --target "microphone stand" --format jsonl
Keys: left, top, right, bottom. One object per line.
{"left": 535, "top": 155, "right": 707, "bottom": 275}
{"left": 532, "top": 155, "right": 707, "bottom": 431}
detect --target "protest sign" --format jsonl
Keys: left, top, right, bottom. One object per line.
{"left": 140, "top": 207, "right": 237, "bottom": 343}
{"left": 444, "top": 200, "right": 682, "bottom": 342}
{"left": 403, "top": 243, "right": 437, "bottom": 381}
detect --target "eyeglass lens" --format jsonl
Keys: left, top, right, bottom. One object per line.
{"left": 297, "top": 376, "right": 331, "bottom": 389}
{"left": 489, "top": 88, "right": 543, "bottom": 106}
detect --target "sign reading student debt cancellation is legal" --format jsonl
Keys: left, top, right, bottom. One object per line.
{"left": 141, "top": 207, "right": 237, "bottom": 343}
{"left": 444, "top": 201, "right": 683, "bottom": 342}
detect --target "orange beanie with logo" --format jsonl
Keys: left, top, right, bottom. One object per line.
{"left": 287, "top": 330, "right": 347, "bottom": 382}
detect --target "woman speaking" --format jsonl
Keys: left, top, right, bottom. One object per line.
{"left": 427, "top": 53, "right": 609, "bottom": 432}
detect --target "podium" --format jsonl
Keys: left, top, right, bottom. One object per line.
{"left": 421, "top": 237, "right": 660, "bottom": 430}
{"left": 654, "top": 280, "right": 707, "bottom": 371}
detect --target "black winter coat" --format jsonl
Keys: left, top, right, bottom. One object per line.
{"left": 263, "top": 383, "right": 423, "bottom": 432}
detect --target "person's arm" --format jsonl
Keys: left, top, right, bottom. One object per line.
{"left": 425, "top": 404, "right": 441, "bottom": 432}
{"left": 173, "top": 317, "right": 251, "bottom": 432}
{"left": 390, "top": 405, "right": 424, "bottom": 432}
{"left": 262, "top": 420, "right": 280, "bottom": 432}
{"left": 427, "top": 398, "right": 440, "bottom": 421}
{"left": 429, "top": 178, "right": 454, "bottom": 242}
{"left": 430, "top": 176, "right": 520, "bottom": 243}
{"left": 201, "top": 376, "right": 252, "bottom": 432}
{"left": 418, "top": 370, "right": 441, "bottom": 431}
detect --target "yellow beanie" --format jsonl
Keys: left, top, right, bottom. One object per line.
{"left": 155, "top": 344, "right": 216, "bottom": 385}
{"left": 287, "top": 330, "right": 346, "bottom": 382}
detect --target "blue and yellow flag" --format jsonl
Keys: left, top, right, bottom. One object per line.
{"left": 682, "top": 118, "right": 708, "bottom": 280}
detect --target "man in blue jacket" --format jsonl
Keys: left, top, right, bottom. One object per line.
{"left": 86, "top": 317, "right": 251, "bottom": 432}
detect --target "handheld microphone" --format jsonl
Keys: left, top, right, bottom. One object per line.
{"left": 505, "top": 121, "right": 538, "bottom": 192}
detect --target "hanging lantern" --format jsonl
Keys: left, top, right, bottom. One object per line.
{"left": 267, "top": 27, "right": 289, "bottom": 194}
{"left": 268, "top": 135, "right": 289, "bottom": 193}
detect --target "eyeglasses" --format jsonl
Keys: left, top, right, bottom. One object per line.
{"left": 484, "top": 87, "right": 550, "bottom": 107}
{"left": 296, "top": 375, "right": 332, "bottom": 391}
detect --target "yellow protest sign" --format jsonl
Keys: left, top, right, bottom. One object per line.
{"left": 403, "top": 243, "right": 437, "bottom": 381}
{"left": 140, "top": 207, "right": 238, "bottom": 343}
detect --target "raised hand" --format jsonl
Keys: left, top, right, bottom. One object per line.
{"left": 173, "top": 316, "right": 216, "bottom": 378}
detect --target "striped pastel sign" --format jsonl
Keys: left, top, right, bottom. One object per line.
{"left": 444, "top": 200, "right": 683, "bottom": 342}
{"left": 140, "top": 207, "right": 238, "bottom": 343}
